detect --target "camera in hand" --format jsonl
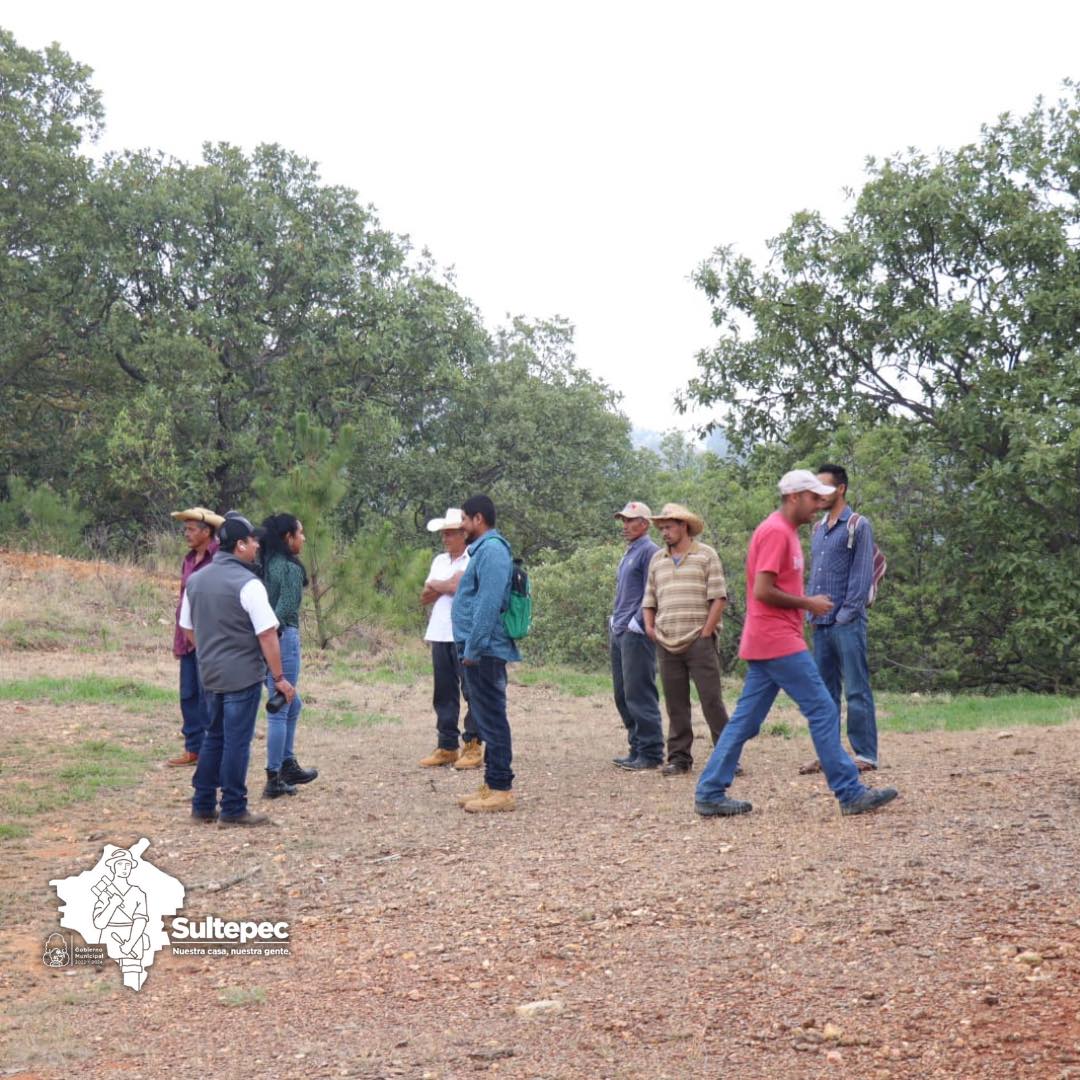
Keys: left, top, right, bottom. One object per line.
{"left": 266, "top": 689, "right": 287, "bottom": 714}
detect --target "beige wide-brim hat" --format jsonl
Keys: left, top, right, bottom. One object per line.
{"left": 171, "top": 507, "right": 225, "bottom": 528}
{"left": 426, "top": 508, "right": 466, "bottom": 532}
{"left": 650, "top": 502, "right": 705, "bottom": 537}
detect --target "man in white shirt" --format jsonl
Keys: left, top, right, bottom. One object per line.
{"left": 180, "top": 514, "right": 294, "bottom": 826}
{"left": 418, "top": 509, "right": 481, "bottom": 770}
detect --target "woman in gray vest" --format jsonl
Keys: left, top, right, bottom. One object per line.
{"left": 261, "top": 513, "right": 319, "bottom": 798}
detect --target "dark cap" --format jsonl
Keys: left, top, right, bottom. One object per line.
{"left": 217, "top": 514, "right": 265, "bottom": 546}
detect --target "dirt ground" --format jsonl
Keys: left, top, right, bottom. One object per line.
{"left": 1, "top": 551, "right": 1079, "bottom": 1079}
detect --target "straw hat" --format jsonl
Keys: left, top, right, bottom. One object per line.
{"left": 650, "top": 502, "right": 704, "bottom": 537}
{"left": 171, "top": 507, "right": 225, "bottom": 528}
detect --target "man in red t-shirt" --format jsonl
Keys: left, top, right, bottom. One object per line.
{"left": 694, "top": 471, "right": 898, "bottom": 818}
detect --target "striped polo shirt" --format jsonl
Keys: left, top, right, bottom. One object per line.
{"left": 642, "top": 542, "right": 727, "bottom": 653}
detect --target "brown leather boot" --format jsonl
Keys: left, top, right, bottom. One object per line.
{"left": 453, "top": 740, "right": 484, "bottom": 770}
{"left": 456, "top": 783, "right": 491, "bottom": 807}
{"left": 463, "top": 788, "right": 516, "bottom": 814}
{"left": 419, "top": 747, "right": 459, "bottom": 767}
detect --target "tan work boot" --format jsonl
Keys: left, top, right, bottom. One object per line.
{"left": 463, "top": 788, "right": 516, "bottom": 814}
{"left": 419, "top": 747, "right": 459, "bottom": 767}
{"left": 453, "top": 740, "right": 484, "bottom": 770}
{"left": 456, "top": 783, "right": 491, "bottom": 807}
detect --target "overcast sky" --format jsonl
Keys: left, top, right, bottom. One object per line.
{"left": 6, "top": 2, "right": 1080, "bottom": 432}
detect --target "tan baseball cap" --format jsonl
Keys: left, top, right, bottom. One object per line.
{"left": 778, "top": 469, "right": 836, "bottom": 496}
{"left": 614, "top": 500, "right": 652, "bottom": 521}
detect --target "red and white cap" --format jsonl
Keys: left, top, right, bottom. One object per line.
{"left": 614, "top": 500, "right": 653, "bottom": 521}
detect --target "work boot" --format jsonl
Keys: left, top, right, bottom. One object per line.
{"left": 167, "top": 750, "right": 198, "bottom": 767}
{"left": 420, "top": 747, "right": 459, "bottom": 767}
{"left": 280, "top": 756, "right": 318, "bottom": 785}
{"left": 695, "top": 795, "right": 753, "bottom": 817}
{"left": 453, "top": 740, "right": 484, "bottom": 770}
{"left": 840, "top": 787, "right": 899, "bottom": 816}
{"left": 457, "top": 783, "right": 491, "bottom": 807}
{"left": 262, "top": 769, "right": 296, "bottom": 799}
{"left": 219, "top": 810, "right": 271, "bottom": 827}
{"left": 463, "top": 788, "right": 516, "bottom": 813}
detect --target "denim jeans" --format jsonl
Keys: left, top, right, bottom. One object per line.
{"left": 813, "top": 620, "right": 878, "bottom": 765}
{"left": 696, "top": 649, "right": 865, "bottom": 805}
{"left": 610, "top": 629, "right": 664, "bottom": 762}
{"left": 432, "top": 641, "right": 478, "bottom": 749}
{"left": 179, "top": 651, "right": 210, "bottom": 754}
{"left": 460, "top": 653, "right": 513, "bottom": 791}
{"left": 192, "top": 681, "right": 262, "bottom": 818}
{"left": 265, "top": 627, "right": 303, "bottom": 771}
{"left": 657, "top": 635, "right": 729, "bottom": 766}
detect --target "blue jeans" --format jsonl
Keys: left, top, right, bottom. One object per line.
{"left": 813, "top": 621, "right": 878, "bottom": 765}
{"left": 460, "top": 653, "right": 514, "bottom": 791}
{"left": 192, "top": 682, "right": 262, "bottom": 818}
{"left": 610, "top": 629, "right": 664, "bottom": 762}
{"left": 179, "top": 651, "right": 210, "bottom": 754}
{"left": 265, "top": 627, "right": 303, "bottom": 771}
{"left": 696, "top": 650, "right": 865, "bottom": 805}
{"left": 432, "top": 641, "right": 478, "bottom": 749}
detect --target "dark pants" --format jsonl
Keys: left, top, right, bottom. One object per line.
{"left": 610, "top": 629, "right": 664, "bottom": 763}
{"left": 658, "top": 635, "right": 729, "bottom": 767}
{"left": 813, "top": 621, "right": 878, "bottom": 765}
{"left": 179, "top": 651, "right": 210, "bottom": 754}
{"left": 432, "top": 641, "right": 478, "bottom": 749}
{"left": 192, "top": 682, "right": 261, "bottom": 818}
{"left": 460, "top": 654, "right": 514, "bottom": 791}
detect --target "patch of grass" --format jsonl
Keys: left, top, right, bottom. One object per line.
{"left": 765, "top": 721, "right": 793, "bottom": 738}
{"left": 877, "top": 692, "right": 1079, "bottom": 733}
{"left": 0, "top": 740, "right": 151, "bottom": 820}
{"left": 0, "top": 617, "right": 69, "bottom": 650}
{"left": 217, "top": 986, "right": 266, "bottom": 1007}
{"left": 0, "top": 822, "right": 30, "bottom": 842}
{"left": 0, "top": 675, "right": 172, "bottom": 707}
{"left": 514, "top": 665, "right": 611, "bottom": 698}
{"left": 312, "top": 709, "right": 402, "bottom": 729}
{"left": 348, "top": 651, "right": 431, "bottom": 686}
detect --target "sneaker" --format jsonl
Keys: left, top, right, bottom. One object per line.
{"left": 457, "top": 783, "right": 491, "bottom": 807}
{"left": 463, "top": 789, "right": 516, "bottom": 813}
{"left": 695, "top": 795, "right": 753, "bottom": 817}
{"left": 617, "top": 757, "right": 662, "bottom": 771}
{"left": 661, "top": 761, "right": 691, "bottom": 776}
{"left": 219, "top": 811, "right": 271, "bottom": 827}
{"left": 420, "top": 747, "right": 459, "bottom": 767}
{"left": 612, "top": 754, "right": 636, "bottom": 767}
{"left": 840, "top": 787, "right": 898, "bottom": 816}
{"left": 167, "top": 751, "right": 199, "bottom": 767}
{"left": 453, "top": 740, "right": 484, "bottom": 770}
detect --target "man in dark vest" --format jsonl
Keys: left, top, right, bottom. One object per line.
{"left": 179, "top": 514, "right": 294, "bottom": 826}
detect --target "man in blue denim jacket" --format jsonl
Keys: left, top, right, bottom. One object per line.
{"left": 806, "top": 464, "right": 879, "bottom": 771}
{"left": 452, "top": 494, "right": 521, "bottom": 813}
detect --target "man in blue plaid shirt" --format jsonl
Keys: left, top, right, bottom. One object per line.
{"left": 805, "top": 465, "right": 879, "bottom": 772}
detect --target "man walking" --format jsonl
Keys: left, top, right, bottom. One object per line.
{"left": 180, "top": 514, "right": 294, "bottom": 827}
{"left": 419, "top": 508, "right": 482, "bottom": 771}
{"left": 452, "top": 495, "right": 520, "bottom": 813}
{"left": 166, "top": 507, "right": 223, "bottom": 767}
{"left": 805, "top": 464, "right": 879, "bottom": 772}
{"left": 609, "top": 501, "right": 664, "bottom": 771}
{"left": 642, "top": 504, "right": 729, "bottom": 776}
{"left": 694, "top": 471, "right": 898, "bottom": 818}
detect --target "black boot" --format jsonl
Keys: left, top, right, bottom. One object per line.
{"left": 262, "top": 769, "right": 296, "bottom": 799}
{"left": 280, "top": 756, "right": 318, "bottom": 785}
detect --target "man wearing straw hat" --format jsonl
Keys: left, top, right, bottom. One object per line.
{"left": 165, "top": 507, "right": 224, "bottom": 767}
{"left": 418, "top": 508, "right": 482, "bottom": 771}
{"left": 642, "top": 503, "right": 730, "bottom": 776}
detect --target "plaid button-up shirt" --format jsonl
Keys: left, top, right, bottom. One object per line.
{"left": 808, "top": 506, "right": 875, "bottom": 626}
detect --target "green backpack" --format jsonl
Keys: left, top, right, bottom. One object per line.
{"left": 501, "top": 559, "right": 532, "bottom": 640}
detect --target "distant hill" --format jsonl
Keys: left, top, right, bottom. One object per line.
{"left": 631, "top": 427, "right": 729, "bottom": 457}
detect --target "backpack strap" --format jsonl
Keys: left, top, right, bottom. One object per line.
{"left": 846, "top": 512, "right": 862, "bottom": 550}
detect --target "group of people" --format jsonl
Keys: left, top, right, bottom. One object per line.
{"left": 608, "top": 466, "right": 897, "bottom": 816}
{"left": 170, "top": 508, "right": 318, "bottom": 827}
{"left": 168, "top": 467, "right": 897, "bottom": 825}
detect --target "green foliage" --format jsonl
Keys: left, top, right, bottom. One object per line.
{"left": 527, "top": 543, "right": 622, "bottom": 669}
{"left": 0, "top": 676, "right": 172, "bottom": 705}
{"left": 0, "top": 478, "right": 90, "bottom": 555}
{"left": 875, "top": 691, "right": 1079, "bottom": 732}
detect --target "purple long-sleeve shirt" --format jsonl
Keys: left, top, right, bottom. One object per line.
{"left": 173, "top": 541, "right": 218, "bottom": 656}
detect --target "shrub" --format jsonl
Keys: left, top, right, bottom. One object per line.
{"left": 0, "top": 478, "right": 90, "bottom": 556}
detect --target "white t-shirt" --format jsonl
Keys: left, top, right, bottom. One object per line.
{"left": 423, "top": 550, "right": 470, "bottom": 642}
{"left": 179, "top": 579, "right": 279, "bottom": 637}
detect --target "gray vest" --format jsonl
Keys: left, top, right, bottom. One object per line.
{"left": 184, "top": 552, "right": 269, "bottom": 693}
